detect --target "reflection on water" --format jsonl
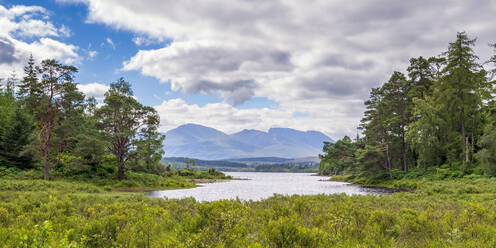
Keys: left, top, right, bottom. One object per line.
{"left": 147, "top": 172, "right": 392, "bottom": 202}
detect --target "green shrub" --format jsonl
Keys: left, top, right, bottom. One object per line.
{"left": 1, "top": 177, "right": 496, "bottom": 247}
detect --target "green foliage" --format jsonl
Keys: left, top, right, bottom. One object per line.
{"left": 1, "top": 179, "right": 496, "bottom": 247}
{"left": 476, "top": 101, "right": 496, "bottom": 176}
{"left": 95, "top": 78, "right": 165, "bottom": 180}
{"left": 17, "top": 58, "right": 81, "bottom": 180}
{"left": 0, "top": 92, "right": 34, "bottom": 169}
{"left": 1, "top": 58, "right": 168, "bottom": 181}
{"left": 163, "top": 167, "right": 231, "bottom": 180}
{"left": 256, "top": 163, "right": 318, "bottom": 173}
{"left": 406, "top": 96, "right": 445, "bottom": 169}
{"left": 323, "top": 32, "right": 496, "bottom": 179}
{"left": 319, "top": 136, "right": 357, "bottom": 175}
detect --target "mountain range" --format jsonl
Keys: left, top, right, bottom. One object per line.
{"left": 162, "top": 123, "right": 334, "bottom": 160}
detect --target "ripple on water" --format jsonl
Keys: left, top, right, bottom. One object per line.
{"left": 147, "top": 172, "right": 392, "bottom": 202}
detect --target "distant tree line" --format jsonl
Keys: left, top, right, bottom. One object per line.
{"left": 162, "top": 157, "right": 249, "bottom": 168}
{"left": 0, "top": 55, "right": 165, "bottom": 180}
{"left": 255, "top": 163, "right": 318, "bottom": 173}
{"left": 320, "top": 32, "right": 496, "bottom": 179}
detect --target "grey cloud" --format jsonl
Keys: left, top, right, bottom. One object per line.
{"left": 298, "top": 72, "right": 373, "bottom": 99}
{"left": 82, "top": 0, "right": 496, "bottom": 137}
{"left": 0, "top": 39, "right": 18, "bottom": 64}
{"left": 124, "top": 41, "right": 292, "bottom": 105}
{"left": 181, "top": 47, "right": 242, "bottom": 73}
{"left": 318, "top": 53, "right": 374, "bottom": 70}
{"left": 174, "top": 45, "right": 293, "bottom": 74}
{"left": 194, "top": 79, "right": 257, "bottom": 105}
{"left": 110, "top": 1, "right": 495, "bottom": 93}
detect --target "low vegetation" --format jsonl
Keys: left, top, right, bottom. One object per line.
{"left": 0, "top": 177, "right": 495, "bottom": 247}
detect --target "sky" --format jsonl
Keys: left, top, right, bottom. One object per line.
{"left": 0, "top": 0, "right": 495, "bottom": 139}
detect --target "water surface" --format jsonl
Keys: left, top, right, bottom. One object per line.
{"left": 147, "top": 172, "right": 391, "bottom": 201}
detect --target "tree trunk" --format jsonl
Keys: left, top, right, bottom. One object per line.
{"left": 402, "top": 133, "right": 408, "bottom": 173}
{"left": 41, "top": 124, "right": 52, "bottom": 180}
{"left": 471, "top": 134, "right": 474, "bottom": 163}
{"left": 386, "top": 144, "right": 392, "bottom": 180}
{"left": 118, "top": 158, "right": 125, "bottom": 180}
{"left": 460, "top": 106, "right": 468, "bottom": 166}
{"left": 465, "top": 136, "right": 469, "bottom": 163}
{"left": 43, "top": 150, "right": 50, "bottom": 180}
{"left": 460, "top": 107, "right": 469, "bottom": 164}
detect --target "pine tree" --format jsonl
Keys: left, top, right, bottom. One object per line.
{"left": 96, "top": 78, "right": 161, "bottom": 180}
{"left": 436, "top": 32, "right": 489, "bottom": 168}
{"left": 381, "top": 72, "right": 411, "bottom": 172}
{"left": 18, "top": 59, "right": 79, "bottom": 180}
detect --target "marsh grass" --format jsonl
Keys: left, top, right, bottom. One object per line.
{"left": 1, "top": 177, "right": 496, "bottom": 247}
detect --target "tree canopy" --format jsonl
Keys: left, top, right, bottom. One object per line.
{"left": 320, "top": 32, "right": 496, "bottom": 179}
{"left": 1, "top": 58, "right": 166, "bottom": 180}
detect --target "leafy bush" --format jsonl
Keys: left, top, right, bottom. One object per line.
{"left": 1, "top": 178, "right": 496, "bottom": 247}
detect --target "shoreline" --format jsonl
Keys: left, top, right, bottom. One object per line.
{"left": 325, "top": 175, "right": 415, "bottom": 193}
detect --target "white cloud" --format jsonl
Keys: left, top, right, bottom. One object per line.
{"left": 154, "top": 98, "right": 360, "bottom": 140}
{"left": 123, "top": 40, "right": 292, "bottom": 104}
{"left": 15, "top": 19, "right": 59, "bottom": 37}
{"left": 1, "top": 5, "right": 46, "bottom": 19}
{"left": 88, "top": 50, "right": 97, "bottom": 59}
{"left": 0, "top": 4, "right": 79, "bottom": 78}
{"left": 77, "top": 82, "right": 109, "bottom": 100}
{"left": 132, "top": 36, "right": 159, "bottom": 46}
{"left": 58, "top": 24, "right": 72, "bottom": 37}
{"left": 74, "top": 0, "right": 496, "bottom": 137}
{"left": 15, "top": 38, "right": 79, "bottom": 64}
{"left": 105, "top": 37, "right": 115, "bottom": 49}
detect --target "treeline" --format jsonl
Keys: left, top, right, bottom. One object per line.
{"left": 162, "top": 157, "right": 249, "bottom": 168}
{"left": 255, "top": 163, "right": 318, "bottom": 173}
{"left": 0, "top": 56, "right": 165, "bottom": 180}
{"left": 320, "top": 32, "right": 496, "bottom": 179}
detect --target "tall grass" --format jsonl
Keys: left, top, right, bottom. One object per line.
{"left": 1, "top": 178, "right": 496, "bottom": 247}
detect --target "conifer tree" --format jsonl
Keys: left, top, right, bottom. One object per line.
{"left": 18, "top": 59, "right": 79, "bottom": 180}
{"left": 96, "top": 78, "right": 162, "bottom": 180}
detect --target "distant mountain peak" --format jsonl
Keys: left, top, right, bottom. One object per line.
{"left": 175, "top": 123, "right": 217, "bottom": 130}
{"left": 173, "top": 123, "right": 226, "bottom": 134}
{"left": 232, "top": 129, "right": 266, "bottom": 135}
{"left": 163, "top": 124, "right": 333, "bottom": 160}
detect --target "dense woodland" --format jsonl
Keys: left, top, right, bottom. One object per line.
{"left": 0, "top": 56, "right": 167, "bottom": 181}
{"left": 319, "top": 32, "right": 496, "bottom": 179}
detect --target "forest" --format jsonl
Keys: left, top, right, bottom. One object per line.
{"left": 319, "top": 32, "right": 496, "bottom": 181}
{"left": 0, "top": 56, "right": 229, "bottom": 189}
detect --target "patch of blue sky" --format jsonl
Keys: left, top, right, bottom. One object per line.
{"left": 292, "top": 112, "right": 309, "bottom": 118}
{"left": 1, "top": 0, "right": 176, "bottom": 106}
{"left": 2, "top": 0, "right": 280, "bottom": 111}
{"left": 184, "top": 93, "right": 224, "bottom": 107}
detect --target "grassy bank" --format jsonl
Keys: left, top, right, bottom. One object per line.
{"left": 327, "top": 167, "right": 488, "bottom": 190}
{"left": 0, "top": 168, "right": 232, "bottom": 192}
{"left": 1, "top": 177, "right": 496, "bottom": 247}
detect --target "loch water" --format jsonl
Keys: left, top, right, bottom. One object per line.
{"left": 147, "top": 172, "right": 392, "bottom": 201}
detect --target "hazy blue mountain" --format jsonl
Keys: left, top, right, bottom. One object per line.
{"left": 163, "top": 123, "right": 334, "bottom": 160}
{"left": 231, "top": 129, "right": 278, "bottom": 147}
{"left": 165, "top": 123, "right": 229, "bottom": 146}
